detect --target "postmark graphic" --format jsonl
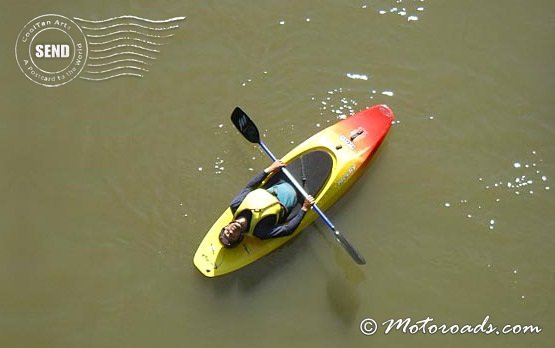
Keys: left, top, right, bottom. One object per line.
{"left": 15, "top": 14, "right": 88, "bottom": 87}
{"left": 15, "top": 14, "right": 185, "bottom": 86}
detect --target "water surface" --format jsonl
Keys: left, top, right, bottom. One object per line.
{"left": 1, "top": 1, "right": 553, "bottom": 347}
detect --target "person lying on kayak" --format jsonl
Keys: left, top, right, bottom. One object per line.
{"left": 219, "top": 160, "right": 315, "bottom": 248}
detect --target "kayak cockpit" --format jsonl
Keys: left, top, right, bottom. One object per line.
{"left": 263, "top": 149, "right": 333, "bottom": 214}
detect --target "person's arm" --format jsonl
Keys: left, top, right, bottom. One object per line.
{"left": 253, "top": 196, "right": 314, "bottom": 239}
{"left": 229, "top": 160, "right": 286, "bottom": 213}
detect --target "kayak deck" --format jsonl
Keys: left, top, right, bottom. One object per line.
{"left": 193, "top": 105, "right": 394, "bottom": 277}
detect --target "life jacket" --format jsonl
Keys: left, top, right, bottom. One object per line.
{"left": 234, "top": 188, "right": 286, "bottom": 235}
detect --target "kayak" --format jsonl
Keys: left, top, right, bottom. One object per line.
{"left": 193, "top": 104, "right": 395, "bottom": 277}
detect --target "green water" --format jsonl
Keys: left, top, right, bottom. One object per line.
{"left": 1, "top": 1, "right": 553, "bottom": 347}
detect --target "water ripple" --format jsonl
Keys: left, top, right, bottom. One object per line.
{"left": 443, "top": 150, "right": 551, "bottom": 231}
{"left": 375, "top": 0, "right": 426, "bottom": 22}
{"left": 311, "top": 86, "right": 398, "bottom": 127}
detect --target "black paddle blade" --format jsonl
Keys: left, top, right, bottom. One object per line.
{"left": 334, "top": 232, "right": 366, "bottom": 265}
{"left": 231, "top": 107, "right": 260, "bottom": 144}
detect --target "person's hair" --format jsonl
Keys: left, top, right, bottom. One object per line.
{"left": 219, "top": 225, "right": 244, "bottom": 248}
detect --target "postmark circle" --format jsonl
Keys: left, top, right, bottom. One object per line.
{"left": 15, "top": 14, "right": 88, "bottom": 87}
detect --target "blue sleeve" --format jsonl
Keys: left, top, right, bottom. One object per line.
{"left": 229, "top": 170, "right": 269, "bottom": 213}
{"left": 253, "top": 210, "right": 307, "bottom": 239}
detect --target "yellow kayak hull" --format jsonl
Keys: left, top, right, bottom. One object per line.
{"left": 193, "top": 105, "right": 394, "bottom": 277}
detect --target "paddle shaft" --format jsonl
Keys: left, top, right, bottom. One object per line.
{"left": 260, "top": 141, "right": 366, "bottom": 266}
{"left": 231, "top": 106, "right": 366, "bottom": 265}
{"left": 259, "top": 142, "right": 335, "bottom": 228}
{"left": 259, "top": 140, "right": 350, "bottom": 236}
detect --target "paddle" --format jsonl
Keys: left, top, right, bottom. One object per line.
{"left": 231, "top": 107, "right": 366, "bottom": 265}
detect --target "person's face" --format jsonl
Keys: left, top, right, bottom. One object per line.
{"left": 222, "top": 221, "right": 243, "bottom": 243}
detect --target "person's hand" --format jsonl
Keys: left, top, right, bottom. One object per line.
{"left": 264, "top": 160, "right": 285, "bottom": 174}
{"left": 301, "top": 195, "right": 315, "bottom": 212}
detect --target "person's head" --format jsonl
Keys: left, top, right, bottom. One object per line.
{"left": 219, "top": 219, "right": 247, "bottom": 248}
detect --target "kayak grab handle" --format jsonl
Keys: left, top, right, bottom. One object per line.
{"left": 350, "top": 127, "right": 365, "bottom": 141}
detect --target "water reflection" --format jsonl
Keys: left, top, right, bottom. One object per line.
{"left": 376, "top": 0, "right": 426, "bottom": 22}
{"left": 444, "top": 150, "right": 551, "bottom": 230}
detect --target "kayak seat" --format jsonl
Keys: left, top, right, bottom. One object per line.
{"left": 263, "top": 150, "right": 333, "bottom": 217}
